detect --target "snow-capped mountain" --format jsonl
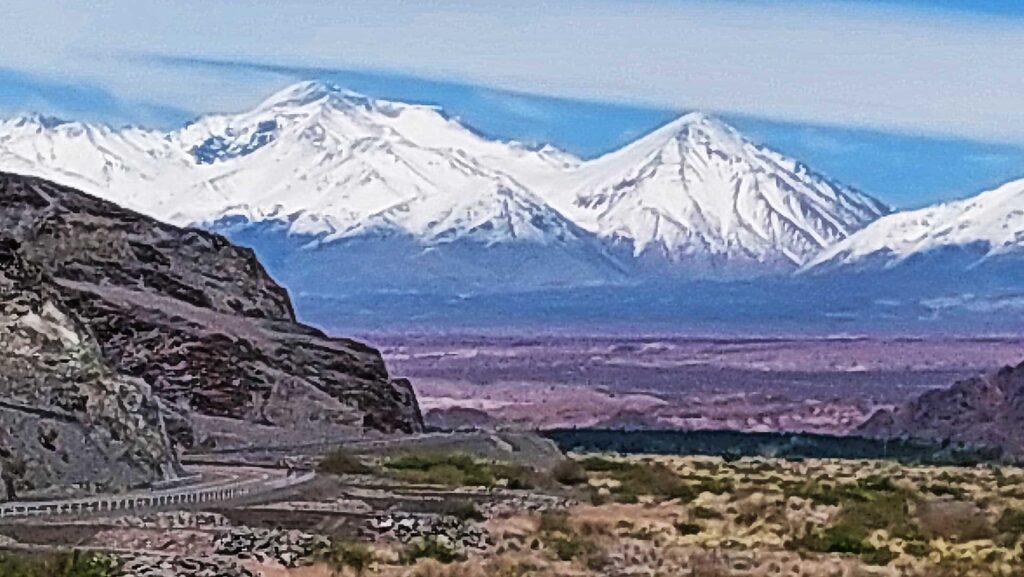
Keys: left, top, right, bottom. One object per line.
{"left": 0, "top": 81, "right": 888, "bottom": 293}
{"left": 1, "top": 83, "right": 582, "bottom": 244}
{"left": 803, "top": 178, "right": 1024, "bottom": 275}
{"left": 549, "top": 113, "right": 889, "bottom": 273}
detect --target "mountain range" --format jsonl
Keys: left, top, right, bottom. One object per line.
{"left": 1, "top": 81, "right": 1022, "bottom": 329}
{"left": 804, "top": 177, "right": 1024, "bottom": 277}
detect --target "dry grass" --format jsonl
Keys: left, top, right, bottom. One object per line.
{"left": 264, "top": 454, "right": 1024, "bottom": 577}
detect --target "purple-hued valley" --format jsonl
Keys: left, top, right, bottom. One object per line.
{"left": 362, "top": 333, "right": 1024, "bottom": 434}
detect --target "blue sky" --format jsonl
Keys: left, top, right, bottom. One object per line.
{"left": 3, "top": 0, "right": 1024, "bottom": 208}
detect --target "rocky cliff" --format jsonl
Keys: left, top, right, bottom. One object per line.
{"left": 0, "top": 172, "right": 422, "bottom": 449}
{"left": 0, "top": 238, "right": 179, "bottom": 499}
{"left": 858, "top": 361, "right": 1024, "bottom": 457}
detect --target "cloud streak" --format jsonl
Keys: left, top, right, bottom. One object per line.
{"left": 3, "top": 0, "right": 1024, "bottom": 142}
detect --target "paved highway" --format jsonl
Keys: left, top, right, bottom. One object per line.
{"left": 0, "top": 466, "right": 314, "bottom": 520}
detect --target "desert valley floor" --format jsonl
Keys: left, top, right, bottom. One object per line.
{"left": 366, "top": 334, "right": 1024, "bottom": 434}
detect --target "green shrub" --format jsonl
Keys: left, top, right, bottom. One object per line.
{"left": 685, "top": 476, "right": 735, "bottom": 495}
{"left": 402, "top": 536, "right": 462, "bottom": 564}
{"left": 784, "top": 476, "right": 903, "bottom": 507}
{"left": 997, "top": 509, "right": 1024, "bottom": 536}
{"left": 383, "top": 452, "right": 537, "bottom": 489}
{"left": 536, "top": 511, "right": 605, "bottom": 567}
{"left": 587, "top": 460, "right": 696, "bottom": 503}
{"left": 859, "top": 546, "right": 896, "bottom": 566}
{"left": 675, "top": 522, "right": 702, "bottom": 536}
{"left": 786, "top": 516, "right": 901, "bottom": 565}
{"left": 840, "top": 492, "right": 919, "bottom": 541}
{"left": 439, "top": 499, "right": 485, "bottom": 522}
{"left": 538, "top": 511, "right": 572, "bottom": 534}
{"left": 578, "top": 456, "right": 635, "bottom": 473}
{"left": 318, "top": 449, "right": 373, "bottom": 475}
{"left": 551, "top": 460, "right": 588, "bottom": 486}
{"left": 691, "top": 505, "right": 723, "bottom": 520}
{"left": 800, "top": 523, "right": 870, "bottom": 554}
{"left": 549, "top": 535, "right": 595, "bottom": 561}
{"left": 320, "top": 541, "right": 375, "bottom": 576}
{"left": 0, "top": 551, "right": 117, "bottom": 577}
{"left": 735, "top": 512, "right": 758, "bottom": 526}
{"left": 491, "top": 463, "right": 541, "bottom": 490}
{"left": 903, "top": 541, "right": 930, "bottom": 558}
{"left": 790, "top": 524, "right": 894, "bottom": 565}
{"left": 789, "top": 477, "right": 919, "bottom": 567}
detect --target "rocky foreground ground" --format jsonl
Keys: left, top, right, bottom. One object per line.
{"left": 2, "top": 444, "right": 1024, "bottom": 577}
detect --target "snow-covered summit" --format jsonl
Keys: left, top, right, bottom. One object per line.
{"left": 803, "top": 177, "right": 1024, "bottom": 273}
{"left": 548, "top": 112, "right": 889, "bottom": 271}
{"left": 0, "top": 81, "right": 890, "bottom": 287}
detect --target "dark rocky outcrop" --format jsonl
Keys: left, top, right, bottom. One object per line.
{"left": 423, "top": 407, "right": 501, "bottom": 431}
{"left": 0, "top": 172, "right": 422, "bottom": 450}
{"left": 858, "top": 361, "right": 1024, "bottom": 457}
{"left": 0, "top": 238, "right": 179, "bottom": 499}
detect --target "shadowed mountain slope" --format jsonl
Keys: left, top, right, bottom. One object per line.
{"left": 0, "top": 172, "right": 422, "bottom": 450}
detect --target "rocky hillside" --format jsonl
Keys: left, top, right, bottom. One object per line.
{"left": 858, "top": 361, "right": 1024, "bottom": 457}
{"left": 0, "top": 172, "right": 422, "bottom": 449}
{"left": 0, "top": 237, "right": 179, "bottom": 499}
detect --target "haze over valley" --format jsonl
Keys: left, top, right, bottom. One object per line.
{"left": 3, "top": 3, "right": 1024, "bottom": 574}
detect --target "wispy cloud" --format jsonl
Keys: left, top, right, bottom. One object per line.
{"left": 0, "top": 67, "right": 191, "bottom": 128}
{"left": 3, "top": 0, "right": 1024, "bottom": 142}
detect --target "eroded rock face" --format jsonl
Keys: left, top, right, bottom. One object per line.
{"left": 858, "top": 361, "right": 1024, "bottom": 456}
{"left": 0, "top": 172, "right": 422, "bottom": 448}
{"left": 0, "top": 238, "right": 179, "bottom": 499}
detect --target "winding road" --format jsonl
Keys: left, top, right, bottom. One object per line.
{"left": 0, "top": 466, "right": 314, "bottom": 520}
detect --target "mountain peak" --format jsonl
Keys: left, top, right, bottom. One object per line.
{"left": 4, "top": 113, "right": 71, "bottom": 130}
{"left": 261, "top": 80, "right": 338, "bottom": 105}
{"left": 0, "top": 84, "right": 889, "bottom": 285}
{"left": 802, "top": 176, "right": 1024, "bottom": 274}
{"left": 550, "top": 110, "right": 888, "bottom": 270}
{"left": 671, "top": 110, "right": 717, "bottom": 126}
{"left": 662, "top": 111, "right": 745, "bottom": 145}
{"left": 256, "top": 81, "right": 385, "bottom": 112}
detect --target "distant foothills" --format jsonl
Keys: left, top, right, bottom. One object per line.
{"left": 1, "top": 81, "right": 1022, "bottom": 332}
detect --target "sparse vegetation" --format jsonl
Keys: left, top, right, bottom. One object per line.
{"left": 787, "top": 474, "right": 924, "bottom": 564}
{"left": 402, "top": 536, "right": 463, "bottom": 564}
{"left": 550, "top": 459, "right": 588, "bottom": 486}
{"left": 30, "top": 451, "right": 1024, "bottom": 577}
{"left": 318, "top": 448, "right": 373, "bottom": 475}
{"left": 691, "top": 505, "right": 723, "bottom": 520}
{"left": 439, "top": 499, "right": 485, "bottom": 522}
{"left": 580, "top": 457, "right": 698, "bottom": 502}
{"left": 404, "top": 557, "right": 541, "bottom": 577}
{"left": 383, "top": 452, "right": 539, "bottom": 488}
{"left": 997, "top": 508, "right": 1024, "bottom": 538}
{"left": 320, "top": 541, "right": 375, "bottom": 576}
{"left": 0, "top": 551, "right": 117, "bottom": 577}
{"left": 535, "top": 511, "right": 608, "bottom": 569}
{"left": 790, "top": 523, "right": 896, "bottom": 565}
{"left": 675, "top": 521, "right": 703, "bottom": 535}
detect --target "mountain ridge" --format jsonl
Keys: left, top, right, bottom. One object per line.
{"left": 858, "top": 360, "right": 1024, "bottom": 457}
{"left": 0, "top": 81, "right": 890, "bottom": 292}
{"left": 803, "top": 177, "right": 1024, "bottom": 275}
